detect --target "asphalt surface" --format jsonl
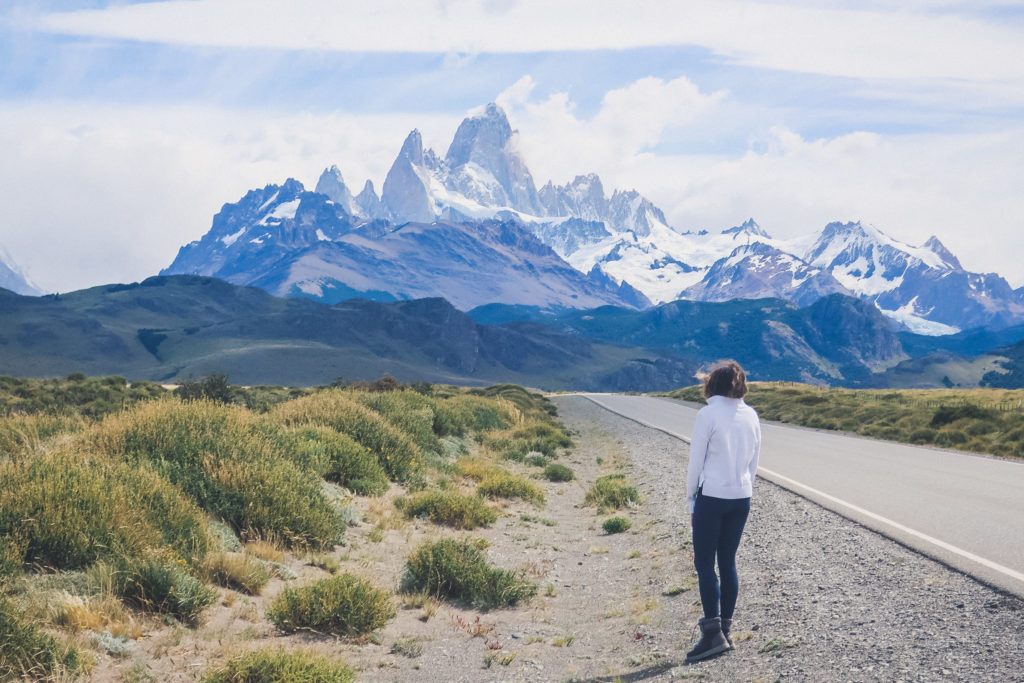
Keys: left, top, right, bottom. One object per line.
{"left": 580, "top": 393, "right": 1024, "bottom": 598}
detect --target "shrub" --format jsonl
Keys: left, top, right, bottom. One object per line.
{"left": 511, "top": 422, "right": 573, "bottom": 453}
{"left": 395, "top": 491, "right": 497, "bottom": 529}
{"left": 0, "top": 451, "right": 211, "bottom": 571}
{"left": 477, "top": 472, "right": 545, "bottom": 506}
{"left": 934, "top": 430, "right": 969, "bottom": 448}
{"left": 174, "top": 373, "right": 234, "bottom": 404}
{"left": 485, "top": 420, "right": 573, "bottom": 460}
{"left": 201, "top": 647, "right": 354, "bottom": 683}
{"left": 356, "top": 390, "right": 442, "bottom": 454}
{"left": 0, "top": 413, "right": 86, "bottom": 460}
{"left": 114, "top": 557, "right": 217, "bottom": 626}
{"left": 201, "top": 552, "right": 271, "bottom": 595}
{"left": 437, "top": 395, "right": 515, "bottom": 434}
{"left": 930, "top": 404, "right": 997, "bottom": 428}
{"left": 288, "top": 427, "right": 389, "bottom": 496}
{"left": 267, "top": 573, "right": 394, "bottom": 637}
{"left": 454, "top": 456, "right": 504, "bottom": 481}
{"left": 0, "top": 597, "right": 86, "bottom": 680}
{"left": 585, "top": 474, "right": 640, "bottom": 513}
{"left": 91, "top": 400, "right": 345, "bottom": 549}
{"left": 271, "top": 391, "right": 420, "bottom": 481}
{"left": 602, "top": 517, "right": 632, "bottom": 534}
{"left": 908, "top": 428, "right": 937, "bottom": 445}
{"left": 543, "top": 463, "right": 574, "bottom": 482}
{"left": 402, "top": 538, "right": 536, "bottom": 609}
{"left": 0, "top": 374, "right": 167, "bottom": 419}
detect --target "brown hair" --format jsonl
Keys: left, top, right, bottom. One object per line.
{"left": 703, "top": 360, "right": 748, "bottom": 399}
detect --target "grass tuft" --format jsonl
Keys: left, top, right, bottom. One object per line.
{"left": 395, "top": 491, "right": 497, "bottom": 529}
{"left": 543, "top": 463, "right": 574, "bottom": 482}
{"left": 401, "top": 538, "right": 536, "bottom": 610}
{"left": 267, "top": 573, "right": 394, "bottom": 637}
{"left": 585, "top": 474, "right": 640, "bottom": 513}
{"left": 201, "top": 647, "right": 354, "bottom": 683}
{"left": 477, "top": 472, "right": 545, "bottom": 506}
{"left": 602, "top": 517, "right": 632, "bottom": 534}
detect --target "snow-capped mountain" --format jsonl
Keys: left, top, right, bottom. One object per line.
{"left": 162, "top": 176, "right": 649, "bottom": 311}
{"left": 800, "top": 222, "right": 1024, "bottom": 333}
{"left": 0, "top": 248, "right": 41, "bottom": 295}
{"left": 163, "top": 102, "right": 1024, "bottom": 333}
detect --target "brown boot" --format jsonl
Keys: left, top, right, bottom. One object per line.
{"left": 685, "top": 616, "right": 729, "bottom": 663}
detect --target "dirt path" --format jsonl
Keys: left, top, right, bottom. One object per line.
{"left": 94, "top": 396, "right": 1024, "bottom": 682}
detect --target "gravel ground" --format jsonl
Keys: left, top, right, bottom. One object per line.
{"left": 557, "top": 395, "right": 1024, "bottom": 682}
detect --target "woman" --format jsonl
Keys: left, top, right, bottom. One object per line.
{"left": 684, "top": 360, "right": 761, "bottom": 663}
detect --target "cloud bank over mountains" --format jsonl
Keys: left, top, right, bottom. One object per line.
{"left": 1, "top": 0, "right": 1021, "bottom": 294}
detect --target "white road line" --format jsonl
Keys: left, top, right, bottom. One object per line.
{"left": 580, "top": 394, "right": 1024, "bottom": 589}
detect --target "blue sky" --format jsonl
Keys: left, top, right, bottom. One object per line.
{"left": 1, "top": 0, "right": 1023, "bottom": 292}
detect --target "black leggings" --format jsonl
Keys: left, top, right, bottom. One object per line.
{"left": 692, "top": 493, "right": 751, "bottom": 620}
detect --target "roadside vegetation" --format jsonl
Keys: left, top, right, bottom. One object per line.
{"left": 667, "top": 382, "right": 1024, "bottom": 459}
{"left": 0, "top": 373, "right": 572, "bottom": 679}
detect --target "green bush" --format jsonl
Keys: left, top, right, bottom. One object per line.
{"left": 0, "top": 451, "right": 212, "bottom": 571}
{"left": 0, "top": 597, "right": 86, "bottom": 680}
{"left": 402, "top": 538, "right": 536, "bottom": 609}
{"left": 0, "top": 413, "right": 86, "bottom": 460}
{"left": 585, "top": 474, "right": 640, "bottom": 513}
{"left": 202, "top": 647, "right": 354, "bottom": 683}
{"left": 477, "top": 472, "right": 545, "bottom": 506}
{"left": 602, "top": 517, "right": 632, "bottom": 534}
{"left": 908, "top": 428, "right": 937, "bottom": 444}
{"left": 287, "top": 427, "right": 389, "bottom": 496}
{"left": 356, "top": 390, "right": 443, "bottom": 454}
{"left": 114, "top": 557, "right": 217, "bottom": 626}
{"left": 437, "top": 395, "right": 514, "bottom": 434}
{"left": 543, "top": 463, "right": 574, "bottom": 482}
{"left": 0, "top": 374, "right": 167, "bottom": 420}
{"left": 395, "top": 491, "right": 497, "bottom": 529}
{"left": 267, "top": 573, "right": 394, "bottom": 637}
{"left": 92, "top": 400, "right": 345, "bottom": 549}
{"left": 934, "top": 430, "right": 969, "bottom": 448}
{"left": 271, "top": 391, "right": 420, "bottom": 481}
{"left": 930, "top": 404, "right": 998, "bottom": 428}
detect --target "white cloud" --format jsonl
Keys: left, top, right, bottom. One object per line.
{"left": 0, "top": 102, "right": 458, "bottom": 292}
{"left": 26, "top": 0, "right": 1024, "bottom": 91}
{"left": 498, "top": 74, "right": 727, "bottom": 185}
{"left": 497, "top": 78, "right": 1024, "bottom": 286}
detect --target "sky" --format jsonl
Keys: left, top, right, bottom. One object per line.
{"left": 1, "top": 0, "right": 1023, "bottom": 293}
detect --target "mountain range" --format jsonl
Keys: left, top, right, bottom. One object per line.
{"left": 164, "top": 103, "right": 1024, "bottom": 335}
{"left": 0, "top": 275, "right": 937, "bottom": 390}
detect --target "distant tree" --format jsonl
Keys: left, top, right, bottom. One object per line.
{"left": 174, "top": 373, "right": 233, "bottom": 404}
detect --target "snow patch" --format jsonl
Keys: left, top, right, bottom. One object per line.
{"left": 220, "top": 227, "right": 246, "bottom": 247}
{"left": 876, "top": 299, "right": 960, "bottom": 335}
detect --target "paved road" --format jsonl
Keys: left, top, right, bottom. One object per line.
{"left": 581, "top": 393, "right": 1024, "bottom": 598}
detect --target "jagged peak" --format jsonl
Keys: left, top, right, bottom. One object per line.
{"left": 723, "top": 218, "right": 770, "bottom": 239}
{"left": 357, "top": 179, "right": 377, "bottom": 198}
{"left": 923, "top": 235, "right": 962, "bottom": 270}
{"left": 398, "top": 129, "right": 425, "bottom": 166}
{"left": 445, "top": 103, "right": 513, "bottom": 168}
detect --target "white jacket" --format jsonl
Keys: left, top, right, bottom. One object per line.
{"left": 686, "top": 395, "right": 761, "bottom": 512}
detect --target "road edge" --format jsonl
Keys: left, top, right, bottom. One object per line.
{"left": 577, "top": 393, "right": 1024, "bottom": 601}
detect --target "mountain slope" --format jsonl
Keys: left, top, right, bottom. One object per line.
{"left": 472, "top": 293, "right": 907, "bottom": 385}
{"left": 0, "top": 276, "right": 672, "bottom": 389}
